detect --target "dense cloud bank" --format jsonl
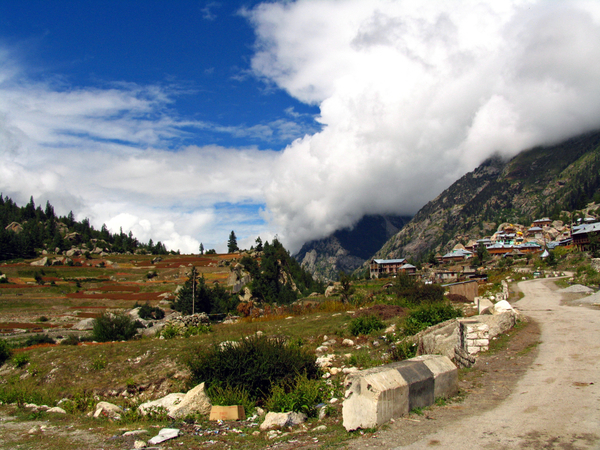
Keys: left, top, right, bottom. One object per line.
{"left": 249, "top": 0, "right": 600, "bottom": 250}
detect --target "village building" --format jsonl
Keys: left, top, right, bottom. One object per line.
{"left": 572, "top": 222, "right": 600, "bottom": 251}
{"left": 438, "top": 248, "right": 473, "bottom": 263}
{"left": 526, "top": 226, "right": 543, "bottom": 239}
{"left": 369, "top": 258, "right": 409, "bottom": 278}
{"left": 533, "top": 217, "right": 552, "bottom": 227}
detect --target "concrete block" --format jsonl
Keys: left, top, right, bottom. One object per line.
{"left": 408, "top": 355, "right": 458, "bottom": 399}
{"left": 342, "top": 356, "right": 458, "bottom": 430}
{"left": 391, "top": 360, "right": 434, "bottom": 411}
{"left": 343, "top": 367, "right": 409, "bottom": 431}
{"left": 477, "top": 298, "right": 494, "bottom": 315}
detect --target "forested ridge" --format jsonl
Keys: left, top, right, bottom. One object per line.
{"left": 0, "top": 196, "right": 168, "bottom": 261}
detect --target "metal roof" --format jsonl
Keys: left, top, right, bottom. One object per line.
{"left": 372, "top": 258, "right": 406, "bottom": 264}
{"left": 572, "top": 223, "right": 600, "bottom": 236}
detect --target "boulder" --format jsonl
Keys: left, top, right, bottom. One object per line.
{"left": 478, "top": 311, "right": 518, "bottom": 338}
{"left": 169, "top": 382, "right": 212, "bottom": 418}
{"left": 72, "top": 318, "right": 95, "bottom": 330}
{"left": 139, "top": 393, "right": 185, "bottom": 416}
{"left": 259, "top": 411, "right": 307, "bottom": 430}
{"left": 94, "top": 401, "right": 121, "bottom": 419}
{"left": 30, "top": 257, "right": 49, "bottom": 267}
{"left": 47, "top": 406, "right": 67, "bottom": 414}
{"left": 66, "top": 248, "right": 81, "bottom": 257}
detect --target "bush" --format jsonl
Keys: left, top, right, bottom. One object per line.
{"left": 92, "top": 312, "right": 140, "bottom": 342}
{"left": 389, "top": 339, "right": 417, "bottom": 361}
{"left": 401, "top": 303, "right": 462, "bottom": 336}
{"left": 348, "top": 314, "right": 385, "bottom": 336}
{"left": 159, "top": 324, "right": 179, "bottom": 339}
{"left": 13, "top": 353, "right": 30, "bottom": 368}
{"left": 265, "top": 373, "right": 328, "bottom": 417}
{"left": 61, "top": 334, "right": 81, "bottom": 346}
{"left": 207, "top": 385, "right": 255, "bottom": 416}
{"left": 0, "top": 340, "right": 11, "bottom": 366}
{"left": 25, "top": 334, "right": 55, "bottom": 347}
{"left": 136, "top": 302, "right": 165, "bottom": 320}
{"left": 186, "top": 335, "right": 320, "bottom": 402}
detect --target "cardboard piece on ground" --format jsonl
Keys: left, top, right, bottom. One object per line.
{"left": 209, "top": 405, "right": 246, "bottom": 421}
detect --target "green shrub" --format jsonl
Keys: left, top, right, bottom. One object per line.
{"left": 136, "top": 302, "right": 165, "bottom": 320}
{"left": 0, "top": 340, "right": 11, "bottom": 366}
{"left": 348, "top": 314, "right": 385, "bottom": 336}
{"left": 265, "top": 373, "right": 328, "bottom": 417}
{"left": 13, "top": 353, "right": 30, "bottom": 368}
{"left": 160, "top": 324, "right": 179, "bottom": 339}
{"left": 25, "top": 334, "right": 55, "bottom": 347}
{"left": 389, "top": 339, "right": 417, "bottom": 361}
{"left": 186, "top": 335, "right": 320, "bottom": 402}
{"left": 401, "top": 303, "right": 462, "bottom": 336}
{"left": 207, "top": 385, "right": 255, "bottom": 416}
{"left": 183, "top": 324, "right": 211, "bottom": 338}
{"left": 61, "top": 334, "right": 81, "bottom": 346}
{"left": 92, "top": 312, "right": 140, "bottom": 342}
{"left": 91, "top": 354, "right": 107, "bottom": 371}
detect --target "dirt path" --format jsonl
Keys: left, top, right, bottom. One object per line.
{"left": 350, "top": 278, "right": 600, "bottom": 449}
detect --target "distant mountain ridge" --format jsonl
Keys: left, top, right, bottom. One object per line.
{"left": 294, "top": 214, "right": 412, "bottom": 281}
{"left": 370, "top": 131, "right": 600, "bottom": 263}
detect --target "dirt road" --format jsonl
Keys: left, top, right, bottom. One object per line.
{"left": 387, "top": 278, "right": 600, "bottom": 449}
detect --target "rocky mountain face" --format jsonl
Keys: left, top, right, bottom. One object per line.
{"left": 371, "top": 131, "right": 600, "bottom": 263}
{"left": 294, "top": 214, "right": 412, "bottom": 280}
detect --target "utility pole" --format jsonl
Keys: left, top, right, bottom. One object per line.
{"left": 192, "top": 266, "right": 195, "bottom": 316}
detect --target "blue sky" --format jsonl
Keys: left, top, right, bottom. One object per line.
{"left": 1, "top": 1, "right": 600, "bottom": 254}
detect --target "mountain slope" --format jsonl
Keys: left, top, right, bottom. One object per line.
{"left": 372, "top": 131, "right": 600, "bottom": 262}
{"left": 294, "top": 214, "right": 412, "bottom": 280}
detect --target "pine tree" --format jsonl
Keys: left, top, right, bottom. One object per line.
{"left": 227, "top": 231, "right": 238, "bottom": 253}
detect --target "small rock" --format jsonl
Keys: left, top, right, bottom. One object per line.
{"left": 342, "top": 339, "right": 354, "bottom": 346}
{"left": 133, "top": 440, "right": 147, "bottom": 449}
{"left": 329, "top": 397, "right": 338, "bottom": 404}
{"left": 312, "top": 425, "right": 327, "bottom": 432}
{"left": 260, "top": 411, "right": 307, "bottom": 430}
{"left": 47, "top": 407, "right": 66, "bottom": 414}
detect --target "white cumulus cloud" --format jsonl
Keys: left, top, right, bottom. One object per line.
{"left": 247, "top": 0, "right": 600, "bottom": 251}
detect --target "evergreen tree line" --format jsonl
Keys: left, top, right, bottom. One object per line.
{"left": 0, "top": 195, "right": 171, "bottom": 261}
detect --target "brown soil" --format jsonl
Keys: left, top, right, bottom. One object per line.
{"left": 353, "top": 304, "right": 409, "bottom": 320}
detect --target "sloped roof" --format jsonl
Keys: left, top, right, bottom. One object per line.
{"left": 372, "top": 258, "right": 407, "bottom": 264}
{"left": 572, "top": 222, "right": 600, "bottom": 236}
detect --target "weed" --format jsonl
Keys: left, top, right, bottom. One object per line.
{"left": 37, "top": 316, "right": 49, "bottom": 322}
{"left": 207, "top": 385, "right": 255, "bottom": 416}
{"left": 517, "top": 341, "right": 541, "bottom": 356}
{"left": 434, "top": 397, "right": 447, "bottom": 407}
{"left": 13, "top": 353, "right": 30, "bottom": 368}
{"left": 348, "top": 314, "right": 385, "bottom": 336}
{"left": 389, "top": 339, "right": 417, "bottom": 361}
{"left": 183, "top": 324, "right": 211, "bottom": 338}
{"left": 411, "top": 407, "right": 424, "bottom": 415}
{"left": 61, "top": 390, "right": 96, "bottom": 414}
{"left": 91, "top": 354, "right": 107, "bottom": 371}
{"left": 160, "top": 324, "right": 179, "bottom": 339}
{"left": 265, "top": 373, "right": 328, "bottom": 417}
